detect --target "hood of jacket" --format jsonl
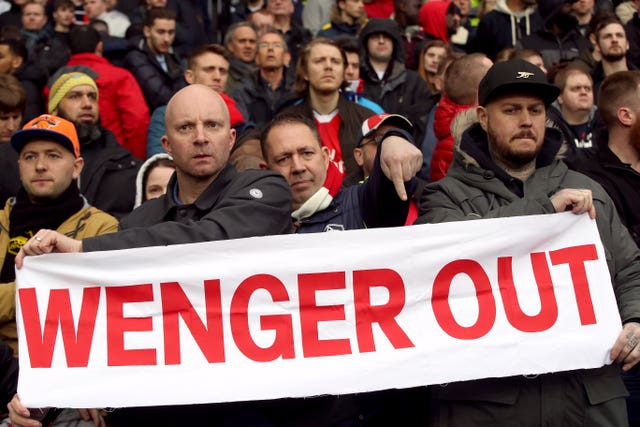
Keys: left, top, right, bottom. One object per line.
{"left": 419, "top": 1, "right": 452, "bottom": 42}
{"left": 494, "top": 0, "right": 538, "bottom": 18}
{"left": 434, "top": 96, "right": 475, "bottom": 141}
{"left": 358, "top": 18, "right": 404, "bottom": 63}
{"left": 134, "top": 153, "right": 174, "bottom": 209}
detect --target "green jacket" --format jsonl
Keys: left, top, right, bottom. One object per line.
{"left": 415, "top": 123, "right": 640, "bottom": 427}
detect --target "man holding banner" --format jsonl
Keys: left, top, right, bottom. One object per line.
{"left": 10, "top": 84, "right": 293, "bottom": 426}
{"left": 416, "top": 59, "right": 640, "bottom": 426}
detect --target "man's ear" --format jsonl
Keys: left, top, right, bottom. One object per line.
{"left": 477, "top": 106, "right": 488, "bottom": 131}
{"left": 160, "top": 135, "right": 172, "bottom": 154}
{"left": 353, "top": 147, "right": 364, "bottom": 167}
{"left": 72, "top": 156, "right": 84, "bottom": 179}
{"left": 10, "top": 55, "right": 22, "bottom": 73}
{"left": 617, "top": 106, "right": 634, "bottom": 127}
{"left": 143, "top": 25, "right": 151, "bottom": 39}
{"left": 184, "top": 69, "right": 194, "bottom": 84}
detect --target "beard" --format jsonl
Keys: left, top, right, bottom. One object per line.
{"left": 487, "top": 126, "right": 542, "bottom": 169}
{"left": 601, "top": 50, "right": 626, "bottom": 62}
{"left": 56, "top": 107, "right": 102, "bottom": 145}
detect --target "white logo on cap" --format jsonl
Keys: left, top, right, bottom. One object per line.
{"left": 249, "top": 188, "right": 263, "bottom": 199}
{"left": 516, "top": 72, "right": 535, "bottom": 79}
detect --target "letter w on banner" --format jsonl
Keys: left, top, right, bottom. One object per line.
{"left": 16, "top": 213, "right": 622, "bottom": 408}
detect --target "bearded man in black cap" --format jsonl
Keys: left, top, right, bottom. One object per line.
{"left": 415, "top": 58, "right": 640, "bottom": 426}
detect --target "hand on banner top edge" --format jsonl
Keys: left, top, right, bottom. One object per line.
{"left": 550, "top": 188, "right": 596, "bottom": 220}
{"left": 15, "top": 229, "right": 83, "bottom": 269}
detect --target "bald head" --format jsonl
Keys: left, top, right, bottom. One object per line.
{"left": 166, "top": 84, "right": 230, "bottom": 127}
{"left": 161, "top": 84, "right": 236, "bottom": 202}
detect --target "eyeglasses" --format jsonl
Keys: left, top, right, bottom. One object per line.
{"left": 359, "top": 134, "right": 383, "bottom": 148}
{"left": 258, "top": 42, "right": 284, "bottom": 49}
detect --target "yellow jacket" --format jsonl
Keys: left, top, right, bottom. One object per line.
{"left": 0, "top": 199, "right": 118, "bottom": 355}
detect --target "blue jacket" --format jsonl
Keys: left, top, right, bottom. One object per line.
{"left": 296, "top": 133, "right": 414, "bottom": 233}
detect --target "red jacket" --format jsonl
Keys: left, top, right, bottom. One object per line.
{"left": 363, "top": 0, "right": 394, "bottom": 18}
{"left": 429, "top": 96, "right": 474, "bottom": 182}
{"left": 67, "top": 53, "right": 150, "bottom": 159}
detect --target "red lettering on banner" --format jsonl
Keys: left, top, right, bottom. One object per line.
{"left": 231, "top": 274, "right": 295, "bottom": 362}
{"left": 432, "top": 260, "right": 497, "bottom": 340}
{"left": 549, "top": 244, "right": 598, "bottom": 325}
{"left": 106, "top": 284, "right": 156, "bottom": 366}
{"left": 299, "top": 272, "right": 351, "bottom": 357}
{"left": 353, "top": 269, "right": 414, "bottom": 352}
{"left": 498, "top": 253, "right": 558, "bottom": 332}
{"left": 19, "top": 287, "right": 100, "bottom": 368}
{"left": 161, "top": 280, "right": 225, "bottom": 365}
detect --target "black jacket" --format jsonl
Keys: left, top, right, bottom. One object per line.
{"left": 517, "top": 27, "right": 591, "bottom": 69}
{"left": 83, "top": 164, "right": 292, "bottom": 251}
{"left": 79, "top": 127, "right": 141, "bottom": 220}
{"left": 569, "top": 128, "right": 640, "bottom": 246}
{"left": 230, "top": 69, "right": 297, "bottom": 128}
{"left": 123, "top": 39, "right": 186, "bottom": 111}
{"left": 625, "top": 12, "right": 640, "bottom": 69}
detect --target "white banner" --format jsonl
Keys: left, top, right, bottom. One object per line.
{"left": 16, "top": 213, "right": 621, "bottom": 408}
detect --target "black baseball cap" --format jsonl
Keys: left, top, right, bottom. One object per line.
{"left": 478, "top": 59, "right": 560, "bottom": 107}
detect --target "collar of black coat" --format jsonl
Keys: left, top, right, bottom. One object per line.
{"left": 164, "top": 163, "right": 236, "bottom": 218}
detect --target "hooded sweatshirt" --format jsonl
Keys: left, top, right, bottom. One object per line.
{"left": 359, "top": 18, "right": 431, "bottom": 117}
{"left": 420, "top": 1, "right": 453, "bottom": 42}
{"left": 472, "top": 0, "right": 542, "bottom": 60}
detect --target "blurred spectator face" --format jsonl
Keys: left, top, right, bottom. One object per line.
{"left": 305, "top": 43, "right": 344, "bottom": 93}
{"left": 146, "top": 0, "right": 166, "bottom": 7}
{"left": 84, "top": 0, "right": 107, "bottom": 20}
{"left": 345, "top": 51, "right": 360, "bottom": 80}
{"left": 54, "top": 84, "right": 99, "bottom": 126}
{"left": 402, "top": 0, "right": 422, "bottom": 25}
{"left": 571, "top": 0, "right": 593, "bottom": 16}
{"left": 267, "top": 0, "right": 294, "bottom": 17}
{"left": 453, "top": 0, "right": 470, "bottom": 16}
{"left": 227, "top": 26, "right": 257, "bottom": 63}
{"left": 0, "top": 110, "right": 21, "bottom": 143}
{"left": 22, "top": 3, "right": 48, "bottom": 32}
{"left": 53, "top": 4, "right": 75, "bottom": 28}
{"left": 256, "top": 32, "right": 288, "bottom": 70}
{"left": 144, "top": 18, "right": 176, "bottom": 55}
{"left": 339, "top": 0, "right": 365, "bottom": 21}
{"left": 367, "top": 33, "right": 393, "bottom": 63}
{"left": 144, "top": 164, "right": 174, "bottom": 200}
{"left": 186, "top": 52, "right": 229, "bottom": 93}
{"left": 523, "top": 53, "right": 547, "bottom": 74}
{"left": 558, "top": 71, "right": 593, "bottom": 114}
{"left": 263, "top": 122, "right": 330, "bottom": 210}
{"left": 18, "top": 140, "right": 83, "bottom": 203}
{"left": 250, "top": 12, "right": 274, "bottom": 37}
{"left": 446, "top": 7, "right": 461, "bottom": 33}
{"left": 596, "top": 23, "right": 629, "bottom": 61}
{"left": 424, "top": 45, "right": 446, "bottom": 74}
{"left": 0, "top": 44, "right": 22, "bottom": 74}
